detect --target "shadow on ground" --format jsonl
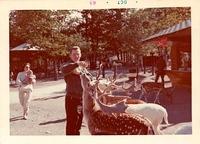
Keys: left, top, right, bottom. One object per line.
{"left": 33, "top": 95, "right": 64, "bottom": 101}
{"left": 39, "top": 118, "right": 66, "bottom": 125}
{"left": 10, "top": 116, "right": 24, "bottom": 122}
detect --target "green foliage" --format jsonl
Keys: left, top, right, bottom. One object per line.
{"left": 9, "top": 10, "right": 87, "bottom": 56}
{"left": 78, "top": 9, "right": 130, "bottom": 54}
{"left": 135, "top": 7, "right": 191, "bottom": 39}
{"left": 9, "top": 7, "right": 191, "bottom": 58}
{"left": 132, "top": 7, "right": 191, "bottom": 55}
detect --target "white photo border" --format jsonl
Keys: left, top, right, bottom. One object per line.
{"left": 1, "top": 0, "right": 200, "bottom": 144}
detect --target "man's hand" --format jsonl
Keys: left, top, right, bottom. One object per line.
{"left": 72, "top": 61, "right": 89, "bottom": 75}
{"left": 73, "top": 67, "right": 81, "bottom": 75}
{"left": 78, "top": 61, "right": 88, "bottom": 68}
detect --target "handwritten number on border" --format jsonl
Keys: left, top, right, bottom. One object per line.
{"left": 90, "top": 0, "right": 96, "bottom": 6}
{"left": 118, "top": 0, "right": 127, "bottom": 4}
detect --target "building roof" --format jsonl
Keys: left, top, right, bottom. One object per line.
{"left": 10, "top": 43, "right": 41, "bottom": 51}
{"left": 142, "top": 19, "right": 191, "bottom": 42}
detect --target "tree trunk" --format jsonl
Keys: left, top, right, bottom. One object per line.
{"left": 54, "top": 59, "right": 58, "bottom": 80}
{"left": 45, "top": 58, "right": 48, "bottom": 78}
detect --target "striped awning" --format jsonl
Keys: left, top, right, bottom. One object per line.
{"left": 142, "top": 19, "right": 191, "bottom": 42}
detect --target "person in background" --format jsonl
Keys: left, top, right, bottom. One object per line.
{"left": 62, "top": 46, "right": 88, "bottom": 135}
{"left": 16, "top": 63, "right": 36, "bottom": 120}
{"left": 10, "top": 71, "right": 14, "bottom": 85}
{"left": 181, "top": 52, "right": 190, "bottom": 71}
{"left": 155, "top": 55, "right": 166, "bottom": 87}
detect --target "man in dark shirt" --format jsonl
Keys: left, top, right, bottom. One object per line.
{"left": 62, "top": 46, "right": 88, "bottom": 135}
{"left": 155, "top": 55, "right": 166, "bottom": 87}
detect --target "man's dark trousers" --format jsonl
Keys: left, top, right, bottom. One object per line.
{"left": 65, "top": 94, "right": 83, "bottom": 135}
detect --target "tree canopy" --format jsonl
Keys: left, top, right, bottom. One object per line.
{"left": 9, "top": 7, "right": 191, "bottom": 58}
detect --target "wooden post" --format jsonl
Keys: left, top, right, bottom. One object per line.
{"left": 150, "top": 52, "right": 154, "bottom": 76}
{"left": 113, "top": 62, "right": 117, "bottom": 79}
{"left": 45, "top": 58, "right": 48, "bottom": 78}
{"left": 54, "top": 59, "right": 58, "bottom": 80}
{"left": 171, "top": 42, "right": 179, "bottom": 70}
{"left": 143, "top": 56, "right": 146, "bottom": 74}
{"left": 102, "top": 63, "right": 105, "bottom": 78}
{"left": 136, "top": 54, "right": 139, "bottom": 79}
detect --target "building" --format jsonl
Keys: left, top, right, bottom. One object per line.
{"left": 142, "top": 19, "right": 191, "bottom": 87}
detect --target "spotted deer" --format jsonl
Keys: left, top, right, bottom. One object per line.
{"left": 80, "top": 72, "right": 154, "bottom": 135}
{"left": 97, "top": 76, "right": 145, "bottom": 105}
{"left": 90, "top": 79, "right": 170, "bottom": 135}
{"left": 99, "top": 94, "right": 145, "bottom": 105}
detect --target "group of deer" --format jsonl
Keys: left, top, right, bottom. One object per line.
{"left": 80, "top": 67, "right": 170, "bottom": 135}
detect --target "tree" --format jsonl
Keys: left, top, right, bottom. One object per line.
{"left": 130, "top": 7, "right": 191, "bottom": 55}
{"left": 77, "top": 9, "right": 129, "bottom": 68}
{"left": 135, "top": 7, "right": 191, "bottom": 39}
{"left": 9, "top": 10, "right": 87, "bottom": 56}
{"left": 10, "top": 8, "right": 191, "bottom": 70}
{"left": 9, "top": 10, "right": 91, "bottom": 79}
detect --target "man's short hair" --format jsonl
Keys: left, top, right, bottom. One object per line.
{"left": 69, "top": 46, "right": 81, "bottom": 53}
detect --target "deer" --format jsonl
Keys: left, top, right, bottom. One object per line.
{"left": 88, "top": 73, "right": 170, "bottom": 135}
{"left": 100, "top": 74, "right": 172, "bottom": 104}
{"left": 93, "top": 83, "right": 170, "bottom": 134}
{"left": 99, "top": 94, "right": 145, "bottom": 105}
{"left": 140, "top": 82, "right": 173, "bottom": 104}
{"left": 96, "top": 74, "right": 146, "bottom": 105}
{"left": 99, "top": 71, "right": 172, "bottom": 104}
{"left": 81, "top": 67, "right": 170, "bottom": 134}
{"left": 124, "top": 103, "right": 170, "bottom": 135}
{"left": 80, "top": 70, "right": 154, "bottom": 135}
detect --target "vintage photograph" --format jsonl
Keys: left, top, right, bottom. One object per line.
{"left": 9, "top": 7, "right": 191, "bottom": 135}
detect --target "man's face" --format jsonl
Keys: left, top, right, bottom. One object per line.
{"left": 70, "top": 49, "right": 81, "bottom": 63}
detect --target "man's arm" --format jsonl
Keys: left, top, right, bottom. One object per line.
{"left": 62, "top": 62, "right": 79, "bottom": 75}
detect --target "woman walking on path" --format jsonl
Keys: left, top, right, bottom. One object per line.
{"left": 16, "top": 63, "right": 36, "bottom": 120}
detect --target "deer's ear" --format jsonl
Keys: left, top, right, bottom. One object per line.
{"left": 89, "top": 80, "right": 97, "bottom": 86}
{"left": 123, "top": 99, "right": 127, "bottom": 103}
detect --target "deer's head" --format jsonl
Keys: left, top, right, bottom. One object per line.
{"left": 80, "top": 72, "right": 101, "bottom": 113}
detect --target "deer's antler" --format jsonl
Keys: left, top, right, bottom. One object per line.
{"left": 121, "top": 81, "right": 136, "bottom": 90}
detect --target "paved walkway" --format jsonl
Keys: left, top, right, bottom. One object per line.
{"left": 10, "top": 79, "right": 66, "bottom": 104}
